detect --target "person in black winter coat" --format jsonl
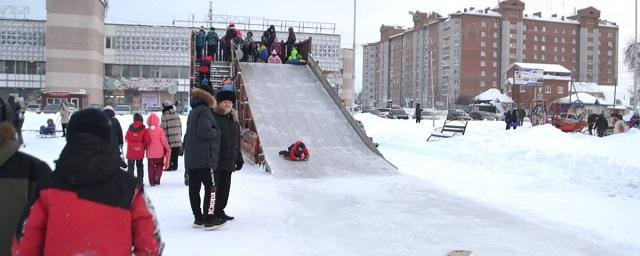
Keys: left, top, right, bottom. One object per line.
{"left": 415, "top": 103, "right": 422, "bottom": 123}
{"left": 587, "top": 113, "right": 598, "bottom": 135}
{"left": 103, "top": 106, "right": 127, "bottom": 168}
{"left": 0, "top": 98, "right": 51, "bottom": 255}
{"left": 261, "top": 25, "right": 276, "bottom": 48}
{"left": 183, "top": 85, "right": 225, "bottom": 230}
{"left": 212, "top": 89, "right": 244, "bottom": 222}
{"left": 504, "top": 111, "right": 513, "bottom": 130}
{"left": 595, "top": 113, "right": 609, "bottom": 137}
{"left": 285, "top": 27, "right": 296, "bottom": 58}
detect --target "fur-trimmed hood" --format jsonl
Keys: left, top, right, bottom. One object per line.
{"left": 191, "top": 87, "right": 217, "bottom": 109}
{"left": 213, "top": 105, "right": 239, "bottom": 123}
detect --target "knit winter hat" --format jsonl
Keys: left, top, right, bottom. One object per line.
{"left": 67, "top": 108, "right": 112, "bottom": 142}
{"left": 133, "top": 113, "right": 143, "bottom": 122}
{"left": 162, "top": 100, "right": 173, "bottom": 108}
{"left": 215, "top": 90, "right": 236, "bottom": 104}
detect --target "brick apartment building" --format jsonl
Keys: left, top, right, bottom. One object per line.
{"left": 362, "top": 0, "right": 618, "bottom": 110}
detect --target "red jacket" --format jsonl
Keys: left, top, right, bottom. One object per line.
{"left": 125, "top": 121, "right": 149, "bottom": 160}
{"left": 286, "top": 141, "right": 310, "bottom": 161}
{"left": 12, "top": 134, "right": 163, "bottom": 256}
{"left": 146, "top": 114, "right": 171, "bottom": 159}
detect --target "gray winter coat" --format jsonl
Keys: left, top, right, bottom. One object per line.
{"left": 183, "top": 88, "right": 220, "bottom": 170}
{"left": 160, "top": 108, "right": 182, "bottom": 148}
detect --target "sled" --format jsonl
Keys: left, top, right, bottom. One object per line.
{"left": 283, "top": 156, "right": 308, "bottom": 161}
{"left": 427, "top": 120, "right": 468, "bottom": 141}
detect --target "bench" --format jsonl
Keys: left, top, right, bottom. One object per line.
{"left": 427, "top": 120, "right": 469, "bottom": 141}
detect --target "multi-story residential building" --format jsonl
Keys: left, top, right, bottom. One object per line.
{"left": 362, "top": 43, "right": 377, "bottom": 107}
{"left": 362, "top": 0, "right": 618, "bottom": 110}
{"left": 0, "top": 1, "right": 341, "bottom": 107}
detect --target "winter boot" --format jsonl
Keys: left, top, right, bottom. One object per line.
{"left": 203, "top": 217, "right": 226, "bottom": 231}
{"left": 221, "top": 211, "right": 234, "bottom": 221}
{"left": 193, "top": 215, "right": 204, "bottom": 228}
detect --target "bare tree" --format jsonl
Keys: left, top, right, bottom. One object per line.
{"left": 624, "top": 40, "right": 640, "bottom": 107}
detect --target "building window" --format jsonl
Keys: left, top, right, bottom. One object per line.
{"left": 523, "top": 34, "right": 528, "bottom": 40}
{"left": 510, "top": 53, "right": 516, "bottom": 59}
{"left": 481, "top": 70, "right": 486, "bottom": 77}
{"left": 545, "top": 86, "right": 551, "bottom": 93}
{"left": 523, "top": 44, "right": 527, "bottom": 49}
{"left": 534, "top": 45, "right": 538, "bottom": 51}
{"left": 520, "top": 86, "right": 525, "bottom": 92}
{"left": 523, "top": 25, "right": 528, "bottom": 30}
{"left": 523, "top": 54, "right": 527, "bottom": 59}
{"left": 493, "top": 62, "right": 497, "bottom": 68}
{"left": 106, "top": 37, "right": 112, "bottom": 49}
{"left": 510, "top": 43, "right": 516, "bottom": 48}
{"left": 587, "top": 59, "right": 593, "bottom": 64}
{"left": 481, "top": 21, "right": 486, "bottom": 27}
{"left": 572, "top": 48, "right": 576, "bottom": 53}
{"left": 562, "top": 38, "right": 566, "bottom": 43}
{"left": 608, "top": 50, "right": 613, "bottom": 56}
{"left": 554, "top": 37, "right": 558, "bottom": 43}
{"left": 481, "top": 41, "right": 487, "bottom": 47}
{"left": 480, "top": 80, "right": 486, "bottom": 86}
{"left": 481, "top": 51, "right": 486, "bottom": 57}
{"left": 494, "top": 22, "right": 499, "bottom": 28}
{"left": 542, "top": 36, "right": 546, "bottom": 42}
{"left": 534, "top": 35, "right": 539, "bottom": 41}
{"left": 481, "top": 61, "right": 486, "bottom": 67}
{"left": 541, "top": 45, "right": 546, "bottom": 51}
{"left": 493, "top": 42, "right": 498, "bottom": 48}
{"left": 554, "top": 46, "right": 558, "bottom": 52}
{"left": 541, "top": 55, "right": 546, "bottom": 60}
{"left": 534, "top": 54, "right": 538, "bottom": 60}
{"left": 542, "top": 26, "right": 546, "bottom": 32}
{"left": 481, "top": 31, "right": 486, "bottom": 37}
{"left": 562, "top": 47, "right": 565, "bottom": 53}
{"left": 572, "top": 30, "right": 576, "bottom": 35}
{"left": 534, "top": 26, "right": 539, "bottom": 31}
{"left": 572, "top": 39, "right": 576, "bottom": 44}
{"left": 493, "top": 32, "right": 498, "bottom": 38}
{"left": 554, "top": 56, "right": 558, "bottom": 61}
{"left": 558, "top": 86, "right": 564, "bottom": 94}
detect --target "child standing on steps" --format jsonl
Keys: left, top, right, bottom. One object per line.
{"left": 125, "top": 113, "right": 149, "bottom": 183}
{"left": 146, "top": 113, "right": 171, "bottom": 186}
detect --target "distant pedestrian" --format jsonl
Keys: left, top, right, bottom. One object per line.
{"left": 103, "top": 106, "right": 127, "bottom": 169}
{"left": 59, "top": 102, "right": 70, "bottom": 137}
{"left": 504, "top": 110, "right": 513, "bottom": 130}
{"left": 517, "top": 108, "right": 525, "bottom": 126}
{"left": 206, "top": 27, "right": 219, "bottom": 58}
{"left": 587, "top": 113, "right": 598, "bottom": 135}
{"left": 286, "top": 27, "right": 296, "bottom": 57}
{"left": 196, "top": 27, "right": 206, "bottom": 60}
{"left": 125, "top": 113, "right": 149, "bottom": 183}
{"left": 11, "top": 108, "right": 163, "bottom": 255}
{"left": 511, "top": 109, "right": 518, "bottom": 129}
{"left": 595, "top": 112, "right": 608, "bottom": 137}
{"left": 0, "top": 98, "right": 51, "bottom": 256}
{"left": 415, "top": 103, "right": 422, "bottom": 123}
{"left": 161, "top": 101, "right": 183, "bottom": 171}
{"left": 145, "top": 113, "right": 171, "bottom": 186}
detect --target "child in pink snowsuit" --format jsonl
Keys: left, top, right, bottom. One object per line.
{"left": 146, "top": 113, "right": 171, "bottom": 186}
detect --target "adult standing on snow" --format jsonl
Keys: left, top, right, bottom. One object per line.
{"left": 212, "top": 89, "right": 244, "bottom": 222}
{"left": 104, "top": 106, "right": 127, "bottom": 169}
{"left": 161, "top": 101, "right": 183, "bottom": 171}
{"left": 196, "top": 27, "right": 206, "bottom": 60}
{"left": 184, "top": 85, "right": 226, "bottom": 230}
{"left": 11, "top": 108, "right": 163, "bottom": 255}
{"left": 59, "top": 102, "right": 70, "bottom": 137}
{"left": 504, "top": 110, "right": 513, "bottom": 130}
{"left": 415, "top": 103, "right": 422, "bottom": 123}
{"left": 595, "top": 112, "right": 608, "bottom": 137}
{"left": 0, "top": 98, "right": 51, "bottom": 256}
{"left": 587, "top": 113, "right": 598, "bottom": 135}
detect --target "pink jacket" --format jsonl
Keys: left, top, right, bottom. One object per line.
{"left": 145, "top": 113, "right": 171, "bottom": 159}
{"left": 268, "top": 54, "right": 282, "bottom": 64}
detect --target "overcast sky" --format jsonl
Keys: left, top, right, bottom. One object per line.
{"left": 4, "top": 0, "right": 637, "bottom": 93}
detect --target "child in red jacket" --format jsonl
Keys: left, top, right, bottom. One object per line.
{"left": 125, "top": 113, "right": 150, "bottom": 183}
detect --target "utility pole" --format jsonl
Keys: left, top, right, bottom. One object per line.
{"left": 352, "top": 0, "right": 357, "bottom": 111}
{"left": 208, "top": 1, "right": 213, "bottom": 28}
{"left": 634, "top": 0, "right": 638, "bottom": 110}
{"left": 429, "top": 50, "right": 435, "bottom": 110}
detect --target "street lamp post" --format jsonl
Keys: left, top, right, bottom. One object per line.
{"left": 352, "top": 0, "right": 357, "bottom": 112}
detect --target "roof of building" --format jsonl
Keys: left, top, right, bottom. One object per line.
{"left": 474, "top": 88, "right": 514, "bottom": 103}
{"left": 573, "top": 82, "right": 601, "bottom": 93}
{"left": 450, "top": 8, "right": 502, "bottom": 18}
{"left": 511, "top": 62, "right": 572, "bottom": 74}
{"left": 554, "top": 92, "right": 613, "bottom": 105}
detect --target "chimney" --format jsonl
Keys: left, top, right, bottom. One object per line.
{"left": 470, "top": 7, "right": 475, "bottom": 11}
{"left": 525, "top": 14, "right": 528, "bottom": 17}
{"left": 533, "top": 12, "right": 542, "bottom": 17}
{"left": 464, "top": 8, "right": 468, "bottom": 12}
{"left": 561, "top": 16, "right": 565, "bottom": 20}
{"left": 485, "top": 7, "right": 490, "bottom": 14}
{"left": 552, "top": 14, "right": 557, "bottom": 18}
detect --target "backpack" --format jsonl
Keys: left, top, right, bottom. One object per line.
{"left": 206, "top": 31, "right": 219, "bottom": 45}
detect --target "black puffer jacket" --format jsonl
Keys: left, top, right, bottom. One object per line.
{"left": 213, "top": 107, "right": 243, "bottom": 172}
{"left": 0, "top": 122, "right": 51, "bottom": 256}
{"left": 184, "top": 88, "right": 221, "bottom": 170}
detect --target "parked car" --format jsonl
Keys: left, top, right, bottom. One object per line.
{"left": 26, "top": 104, "right": 41, "bottom": 114}
{"left": 420, "top": 111, "right": 440, "bottom": 120}
{"left": 145, "top": 106, "right": 163, "bottom": 114}
{"left": 114, "top": 105, "right": 132, "bottom": 115}
{"left": 85, "top": 104, "right": 103, "bottom": 110}
{"left": 469, "top": 111, "right": 496, "bottom": 121}
{"left": 447, "top": 109, "right": 472, "bottom": 121}
{"left": 42, "top": 104, "right": 61, "bottom": 114}
{"left": 367, "top": 109, "right": 382, "bottom": 116}
{"left": 387, "top": 108, "right": 409, "bottom": 119}
{"left": 376, "top": 108, "right": 392, "bottom": 118}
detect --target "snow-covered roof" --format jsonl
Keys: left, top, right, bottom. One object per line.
{"left": 599, "top": 85, "right": 632, "bottom": 107}
{"left": 524, "top": 16, "right": 579, "bottom": 25}
{"left": 451, "top": 8, "right": 501, "bottom": 17}
{"left": 573, "top": 82, "right": 601, "bottom": 93}
{"left": 474, "top": 88, "right": 514, "bottom": 103}
{"left": 554, "top": 93, "right": 613, "bottom": 105}
{"left": 512, "top": 63, "right": 571, "bottom": 74}
{"left": 543, "top": 75, "right": 572, "bottom": 81}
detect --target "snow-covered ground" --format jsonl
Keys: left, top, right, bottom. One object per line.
{"left": 17, "top": 111, "right": 640, "bottom": 255}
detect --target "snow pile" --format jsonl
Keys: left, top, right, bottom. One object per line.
{"left": 474, "top": 88, "right": 514, "bottom": 103}
{"left": 356, "top": 113, "right": 640, "bottom": 250}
